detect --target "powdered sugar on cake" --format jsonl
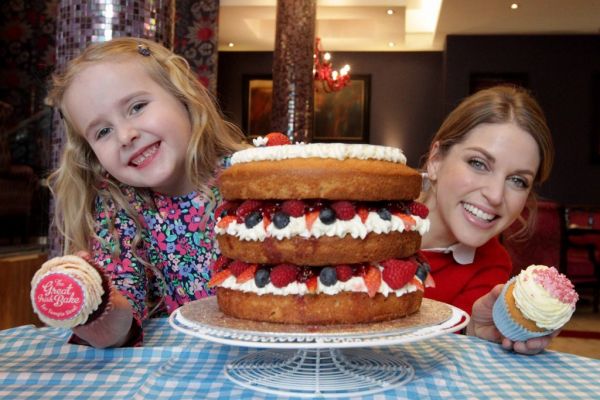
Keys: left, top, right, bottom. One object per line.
{"left": 231, "top": 142, "right": 408, "bottom": 165}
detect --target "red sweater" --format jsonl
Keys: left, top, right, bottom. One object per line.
{"left": 422, "top": 237, "right": 512, "bottom": 316}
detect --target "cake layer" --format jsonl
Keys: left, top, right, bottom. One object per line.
{"left": 219, "top": 158, "right": 422, "bottom": 201}
{"left": 217, "top": 230, "right": 421, "bottom": 265}
{"left": 216, "top": 287, "right": 423, "bottom": 324}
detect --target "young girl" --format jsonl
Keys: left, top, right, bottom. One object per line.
{"left": 45, "top": 37, "right": 247, "bottom": 347}
{"left": 420, "top": 85, "right": 556, "bottom": 354}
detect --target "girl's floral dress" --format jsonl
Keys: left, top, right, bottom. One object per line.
{"left": 89, "top": 180, "right": 223, "bottom": 345}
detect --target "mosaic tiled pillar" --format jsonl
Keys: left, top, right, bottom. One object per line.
{"left": 49, "top": 0, "right": 174, "bottom": 256}
{"left": 271, "top": 0, "right": 316, "bottom": 143}
{"left": 174, "top": 0, "right": 220, "bottom": 93}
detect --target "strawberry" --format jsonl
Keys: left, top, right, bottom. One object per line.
{"left": 216, "top": 215, "right": 236, "bottom": 229}
{"left": 408, "top": 201, "right": 429, "bottom": 218}
{"left": 281, "top": 200, "right": 306, "bottom": 217}
{"left": 363, "top": 265, "right": 381, "bottom": 298}
{"left": 211, "top": 255, "right": 231, "bottom": 272}
{"left": 214, "top": 200, "right": 238, "bottom": 218}
{"left": 305, "top": 210, "right": 320, "bottom": 230}
{"left": 236, "top": 200, "right": 262, "bottom": 222}
{"left": 228, "top": 260, "right": 251, "bottom": 277}
{"left": 335, "top": 264, "right": 353, "bottom": 282}
{"left": 330, "top": 201, "right": 356, "bottom": 221}
{"left": 270, "top": 264, "right": 298, "bottom": 288}
{"left": 424, "top": 273, "right": 436, "bottom": 288}
{"left": 306, "top": 276, "right": 318, "bottom": 293}
{"left": 208, "top": 269, "right": 232, "bottom": 287}
{"left": 357, "top": 206, "right": 370, "bottom": 223}
{"left": 263, "top": 213, "right": 271, "bottom": 229}
{"left": 236, "top": 264, "right": 258, "bottom": 283}
{"left": 266, "top": 132, "right": 291, "bottom": 146}
{"left": 381, "top": 259, "right": 418, "bottom": 290}
{"left": 398, "top": 214, "right": 416, "bottom": 230}
{"left": 410, "top": 276, "right": 425, "bottom": 292}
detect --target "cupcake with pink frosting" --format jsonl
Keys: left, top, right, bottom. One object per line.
{"left": 493, "top": 264, "right": 579, "bottom": 341}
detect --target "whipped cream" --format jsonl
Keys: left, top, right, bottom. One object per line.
{"left": 220, "top": 264, "right": 420, "bottom": 297}
{"left": 513, "top": 264, "right": 578, "bottom": 330}
{"left": 216, "top": 211, "right": 429, "bottom": 241}
{"left": 231, "top": 143, "right": 407, "bottom": 165}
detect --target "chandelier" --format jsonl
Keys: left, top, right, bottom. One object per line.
{"left": 313, "top": 37, "right": 351, "bottom": 93}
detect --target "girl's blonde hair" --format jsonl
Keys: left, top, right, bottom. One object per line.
{"left": 421, "top": 85, "right": 555, "bottom": 240}
{"left": 46, "top": 37, "right": 247, "bottom": 254}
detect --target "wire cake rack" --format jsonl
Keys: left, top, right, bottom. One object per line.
{"left": 169, "top": 297, "right": 469, "bottom": 398}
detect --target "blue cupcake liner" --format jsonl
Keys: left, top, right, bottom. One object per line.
{"left": 492, "top": 278, "right": 553, "bottom": 342}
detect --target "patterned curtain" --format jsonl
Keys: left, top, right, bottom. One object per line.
{"left": 174, "top": 0, "right": 220, "bottom": 93}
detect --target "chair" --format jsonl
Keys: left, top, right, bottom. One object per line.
{"left": 560, "top": 205, "right": 600, "bottom": 313}
{"left": 501, "top": 199, "right": 563, "bottom": 277}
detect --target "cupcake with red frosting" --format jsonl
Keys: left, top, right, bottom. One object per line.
{"left": 493, "top": 264, "right": 579, "bottom": 341}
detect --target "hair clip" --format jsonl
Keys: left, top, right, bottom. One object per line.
{"left": 137, "top": 44, "right": 151, "bottom": 57}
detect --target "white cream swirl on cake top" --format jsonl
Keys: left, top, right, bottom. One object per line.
{"left": 231, "top": 143, "right": 407, "bottom": 165}
{"left": 513, "top": 264, "right": 579, "bottom": 330}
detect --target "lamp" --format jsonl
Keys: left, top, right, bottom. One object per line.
{"left": 313, "top": 37, "right": 351, "bottom": 92}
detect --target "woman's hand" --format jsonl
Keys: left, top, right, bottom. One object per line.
{"left": 466, "top": 284, "right": 558, "bottom": 355}
{"left": 72, "top": 287, "right": 134, "bottom": 348}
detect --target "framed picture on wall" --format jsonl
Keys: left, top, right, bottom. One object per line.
{"left": 313, "top": 75, "right": 370, "bottom": 142}
{"left": 469, "top": 72, "right": 529, "bottom": 93}
{"left": 242, "top": 75, "right": 273, "bottom": 138}
{"left": 242, "top": 74, "right": 370, "bottom": 143}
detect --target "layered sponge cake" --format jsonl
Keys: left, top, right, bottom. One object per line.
{"left": 209, "top": 133, "right": 433, "bottom": 325}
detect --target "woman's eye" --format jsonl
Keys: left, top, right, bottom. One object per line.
{"left": 131, "top": 102, "right": 147, "bottom": 114}
{"left": 96, "top": 127, "right": 112, "bottom": 139}
{"left": 468, "top": 158, "right": 487, "bottom": 171}
{"left": 509, "top": 176, "right": 529, "bottom": 189}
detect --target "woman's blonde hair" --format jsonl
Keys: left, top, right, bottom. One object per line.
{"left": 46, "top": 37, "right": 247, "bottom": 255}
{"left": 421, "top": 85, "right": 555, "bottom": 240}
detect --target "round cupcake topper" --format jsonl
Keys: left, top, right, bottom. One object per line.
{"left": 33, "top": 272, "right": 85, "bottom": 321}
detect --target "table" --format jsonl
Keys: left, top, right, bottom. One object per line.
{"left": 1, "top": 318, "right": 599, "bottom": 399}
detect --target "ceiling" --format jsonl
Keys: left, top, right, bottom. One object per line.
{"left": 218, "top": 0, "right": 600, "bottom": 52}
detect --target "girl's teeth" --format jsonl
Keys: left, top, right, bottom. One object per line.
{"left": 132, "top": 144, "right": 158, "bottom": 166}
{"left": 463, "top": 203, "right": 494, "bottom": 221}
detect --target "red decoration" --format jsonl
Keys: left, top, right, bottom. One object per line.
{"left": 313, "top": 38, "right": 351, "bottom": 93}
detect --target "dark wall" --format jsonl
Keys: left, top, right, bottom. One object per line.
{"left": 216, "top": 35, "right": 600, "bottom": 205}
{"left": 217, "top": 51, "right": 444, "bottom": 167}
{"left": 444, "top": 35, "right": 600, "bottom": 204}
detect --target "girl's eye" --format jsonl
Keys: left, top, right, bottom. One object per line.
{"left": 131, "top": 102, "right": 147, "bottom": 114}
{"left": 508, "top": 175, "right": 530, "bottom": 190}
{"left": 468, "top": 158, "right": 488, "bottom": 171}
{"left": 96, "top": 127, "right": 112, "bottom": 139}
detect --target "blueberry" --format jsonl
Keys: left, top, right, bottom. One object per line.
{"left": 255, "top": 268, "right": 270, "bottom": 288}
{"left": 415, "top": 262, "right": 431, "bottom": 281}
{"left": 244, "top": 211, "right": 263, "bottom": 228}
{"left": 319, "top": 207, "right": 336, "bottom": 224}
{"left": 377, "top": 208, "right": 392, "bottom": 221}
{"left": 319, "top": 267, "right": 338, "bottom": 286}
{"left": 273, "top": 211, "right": 290, "bottom": 229}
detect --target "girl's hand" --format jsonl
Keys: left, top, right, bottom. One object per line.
{"left": 72, "top": 288, "right": 134, "bottom": 348}
{"left": 466, "top": 284, "right": 557, "bottom": 355}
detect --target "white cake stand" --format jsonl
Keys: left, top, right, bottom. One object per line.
{"left": 169, "top": 297, "right": 469, "bottom": 398}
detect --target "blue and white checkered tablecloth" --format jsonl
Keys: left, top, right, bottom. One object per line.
{"left": 1, "top": 318, "right": 599, "bottom": 399}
